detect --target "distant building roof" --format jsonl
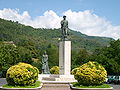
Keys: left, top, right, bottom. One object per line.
{"left": 3, "top": 41, "right": 16, "bottom": 47}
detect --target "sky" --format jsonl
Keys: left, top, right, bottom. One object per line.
{"left": 0, "top": 0, "right": 120, "bottom": 39}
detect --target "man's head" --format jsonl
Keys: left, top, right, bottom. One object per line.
{"left": 63, "top": 16, "right": 66, "bottom": 20}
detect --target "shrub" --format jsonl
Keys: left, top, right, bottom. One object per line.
{"left": 6, "top": 62, "right": 39, "bottom": 86}
{"left": 50, "top": 66, "right": 59, "bottom": 74}
{"left": 72, "top": 61, "right": 107, "bottom": 86}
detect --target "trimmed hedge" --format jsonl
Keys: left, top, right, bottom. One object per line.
{"left": 50, "top": 66, "right": 59, "bottom": 74}
{"left": 72, "top": 61, "right": 107, "bottom": 86}
{"left": 6, "top": 62, "right": 39, "bottom": 86}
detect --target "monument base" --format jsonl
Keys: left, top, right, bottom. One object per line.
{"left": 55, "top": 75, "right": 75, "bottom": 82}
{"left": 38, "top": 74, "right": 76, "bottom": 83}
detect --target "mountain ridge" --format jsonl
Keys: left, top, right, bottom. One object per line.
{"left": 0, "top": 18, "right": 114, "bottom": 52}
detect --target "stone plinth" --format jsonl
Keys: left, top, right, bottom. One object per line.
{"left": 55, "top": 75, "right": 75, "bottom": 81}
{"left": 59, "top": 41, "right": 71, "bottom": 75}
{"left": 38, "top": 74, "right": 76, "bottom": 83}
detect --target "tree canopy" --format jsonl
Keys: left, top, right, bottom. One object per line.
{"left": 90, "top": 40, "right": 120, "bottom": 75}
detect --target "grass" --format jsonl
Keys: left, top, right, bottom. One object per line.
{"left": 72, "top": 82, "right": 111, "bottom": 88}
{"left": 2, "top": 81, "right": 41, "bottom": 88}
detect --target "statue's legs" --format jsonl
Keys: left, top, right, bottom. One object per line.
{"left": 65, "top": 29, "right": 67, "bottom": 36}
{"left": 42, "top": 66, "right": 44, "bottom": 74}
{"left": 44, "top": 65, "right": 47, "bottom": 74}
{"left": 46, "top": 62, "right": 50, "bottom": 74}
{"left": 61, "top": 28, "right": 68, "bottom": 40}
{"left": 64, "top": 29, "right": 67, "bottom": 39}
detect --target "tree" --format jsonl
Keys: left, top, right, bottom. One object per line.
{"left": 0, "top": 42, "right": 35, "bottom": 77}
{"left": 17, "top": 46, "right": 33, "bottom": 64}
{"left": 71, "top": 49, "right": 90, "bottom": 69}
{"left": 46, "top": 44, "right": 59, "bottom": 68}
{"left": 0, "top": 43, "right": 20, "bottom": 77}
{"left": 91, "top": 39, "right": 120, "bottom": 75}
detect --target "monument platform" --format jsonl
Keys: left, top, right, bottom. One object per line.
{"left": 38, "top": 74, "right": 76, "bottom": 83}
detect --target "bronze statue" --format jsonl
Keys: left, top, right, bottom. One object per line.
{"left": 61, "top": 16, "right": 68, "bottom": 40}
{"left": 42, "top": 51, "right": 50, "bottom": 74}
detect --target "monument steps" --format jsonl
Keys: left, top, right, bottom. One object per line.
{"left": 42, "top": 77, "right": 56, "bottom": 81}
{"left": 49, "top": 75, "right": 60, "bottom": 78}
{"left": 42, "top": 83, "right": 69, "bottom": 87}
{"left": 41, "top": 83, "right": 71, "bottom": 90}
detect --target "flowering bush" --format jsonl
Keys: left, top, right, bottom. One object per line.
{"left": 50, "top": 66, "right": 59, "bottom": 74}
{"left": 6, "top": 62, "right": 39, "bottom": 86}
{"left": 72, "top": 61, "right": 107, "bottom": 86}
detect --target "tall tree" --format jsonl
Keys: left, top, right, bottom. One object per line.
{"left": 71, "top": 49, "right": 90, "bottom": 69}
{"left": 91, "top": 40, "right": 120, "bottom": 75}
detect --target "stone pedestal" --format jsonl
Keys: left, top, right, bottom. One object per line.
{"left": 59, "top": 41, "right": 71, "bottom": 75}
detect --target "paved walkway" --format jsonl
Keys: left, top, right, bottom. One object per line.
{"left": 0, "top": 78, "right": 7, "bottom": 86}
{"left": 41, "top": 83, "right": 71, "bottom": 90}
{"left": 109, "top": 84, "right": 120, "bottom": 90}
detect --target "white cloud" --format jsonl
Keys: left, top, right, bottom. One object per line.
{"left": 63, "top": 10, "right": 120, "bottom": 39}
{"left": 0, "top": 8, "right": 120, "bottom": 39}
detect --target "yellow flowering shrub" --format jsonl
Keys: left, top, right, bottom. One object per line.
{"left": 72, "top": 61, "right": 107, "bottom": 86}
{"left": 50, "top": 66, "right": 59, "bottom": 74}
{"left": 6, "top": 62, "right": 39, "bottom": 86}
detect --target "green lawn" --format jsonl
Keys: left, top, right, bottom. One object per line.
{"left": 2, "top": 81, "right": 41, "bottom": 88}
{"left": 72, "top": 82, "right": 111, "bottom": 88}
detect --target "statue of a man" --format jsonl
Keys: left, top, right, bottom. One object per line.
{"left": 42, "top": 51, "right": 50, "bottom": 74}
{"left": 61, "top": 16, "right": 68, "bottom": 40}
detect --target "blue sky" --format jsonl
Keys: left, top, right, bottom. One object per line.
{"left": 0, "top": 0, "right": 120, "bottom": 39}
{"left": 0, "top": 0, "right": 119, "bottom": 25}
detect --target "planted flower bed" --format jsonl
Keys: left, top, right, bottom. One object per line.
{"left": 0, "top": 63, "right": 42, "bottom": 90}
{"left": 70, "top": 83, "right": 113, "bottom": 90}
{"left": 71, "top": 61, "right": 113, "bottom": 90}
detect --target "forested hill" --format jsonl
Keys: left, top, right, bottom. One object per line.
{"left": 0, "top": 18, "right": 113, "bottom": 52}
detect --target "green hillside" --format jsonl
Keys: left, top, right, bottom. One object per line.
{"left": 0, "top": 18, "right": 113, "bottom": 52}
